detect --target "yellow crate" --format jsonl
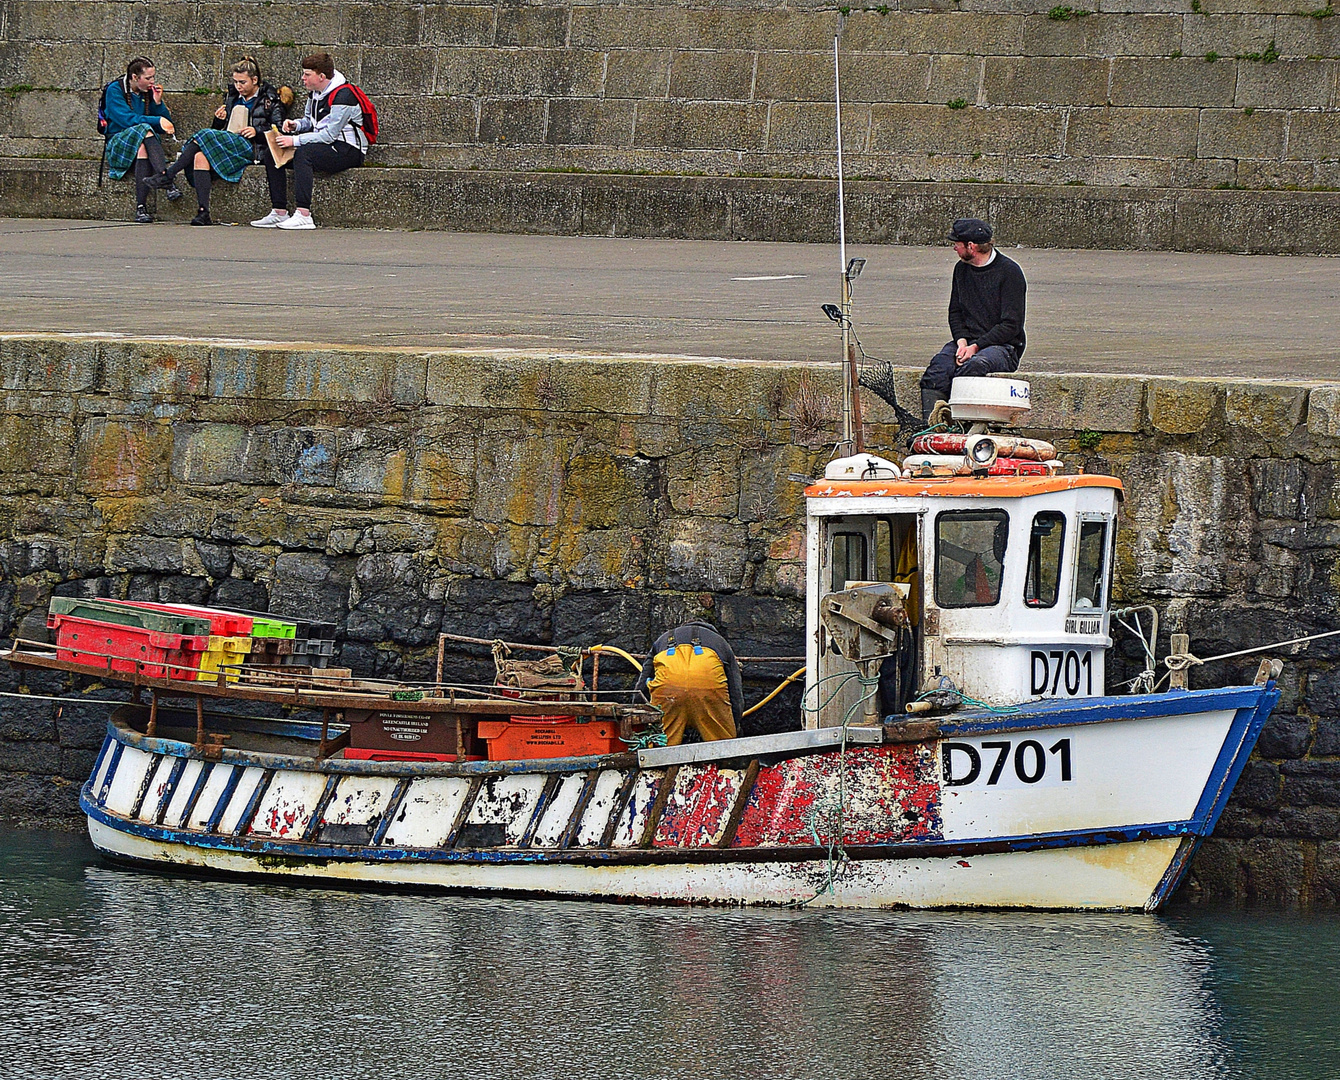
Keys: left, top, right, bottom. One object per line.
{"left": 196, "top": 635, "right": 252, "bottom": 683}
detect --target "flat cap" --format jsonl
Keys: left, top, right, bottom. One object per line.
{"left": 948, "top": 217, "right": 993, "bottom": 244}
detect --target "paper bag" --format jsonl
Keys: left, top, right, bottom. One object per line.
{"left": 265, "top": 126, "right": 294, "bottom": 167}
{"left": 226, "top": 104, "right": 251, "bottom": 134}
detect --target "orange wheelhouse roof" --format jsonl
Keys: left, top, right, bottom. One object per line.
{"left": 805, "top": 473, "right": 1124, "bottom": 500}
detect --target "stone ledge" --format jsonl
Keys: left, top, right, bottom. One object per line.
{"left": 3, "top": 158, "right": 1340, "bottom": 254}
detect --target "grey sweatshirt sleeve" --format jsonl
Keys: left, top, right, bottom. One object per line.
{"left": 293, "top": 103, "right": 360, "bottom": 146}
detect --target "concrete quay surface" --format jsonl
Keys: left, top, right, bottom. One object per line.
{"left": 0, "top": 217, "right": 1336, "bottom": 382}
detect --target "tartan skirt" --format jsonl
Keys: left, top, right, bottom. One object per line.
{"left": 104, "top": 124, "right": 156, "bottom": 180}
{"left": 192, "top": 128, "right": 255, "bottom": 183}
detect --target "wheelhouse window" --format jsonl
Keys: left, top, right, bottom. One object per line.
{"left": 935, "top": 510, "right": 1009, "bottom": 608}
{"left": 1072, "top": 518, "right": 1110, "bottom": 611}
{"left": 830, "top": 532, "right": 867, "bottom": 592}
{"left": 1024, "top": 511, "right": 1066, "bottom": 608}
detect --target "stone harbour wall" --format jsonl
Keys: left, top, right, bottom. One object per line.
{"left": 0, "top": 0, "right": 1339, "bottom": 250}
{"left": 1, "top": 333, "right": 1339, "bottom": 906}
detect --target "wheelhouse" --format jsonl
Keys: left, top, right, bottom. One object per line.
{"left": 804, "top": 474, "right": 1124, "bottom": 725}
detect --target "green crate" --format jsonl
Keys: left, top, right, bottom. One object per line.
{"left": 48, "top": 596, "right": 213, "bottom": 638}
{"left": 247, "top": 616, "right": 297, "bottom": 639}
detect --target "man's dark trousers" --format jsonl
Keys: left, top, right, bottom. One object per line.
{"left": 920, "top": 341, "right": 1020, "bottom": 401}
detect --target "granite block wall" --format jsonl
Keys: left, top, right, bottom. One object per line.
{"left": 0, "top": 334, "right": 1338, "bottom": 906}
{"left": 0, "top": 0, "right": 1338, "bottom": 247}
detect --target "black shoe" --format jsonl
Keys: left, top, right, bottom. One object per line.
{"left": 189, "top": 209, "right": 212, "bottom": 226}
{"left": 134, "top": 205, "right": 153, "bottom": 224}
{"left": 145, "top": 173, "right": 183, "bottom": 201}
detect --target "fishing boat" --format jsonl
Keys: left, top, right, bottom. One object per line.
{"left": 0, "top": 37, "right": 1282, "bottom": 910}
{"left": 0, "top": 362, "right": 1282, "bottom": 910}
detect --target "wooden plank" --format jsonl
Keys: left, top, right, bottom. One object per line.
{"left": 716, "top": 759, "right": 761, "bottom": 849}
{"left": 444, "top": 777, "right": 483, "bottom": 849}
{"left": 600, "top": 771, "right": 640, "bottom": 849}
{"left": 638, "top": 764, "right": 679, "bottom": 848}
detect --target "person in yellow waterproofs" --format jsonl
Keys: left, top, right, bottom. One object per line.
{"left": 634, "top": 623, "right": 745, "bottom": 746}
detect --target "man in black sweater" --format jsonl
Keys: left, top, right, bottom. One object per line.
{"left": 920, "top": 218, "right": 1027, "bottom": 421}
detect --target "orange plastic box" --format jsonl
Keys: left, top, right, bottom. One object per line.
{"left": 343, "top": 747, "right": 480, "bottom": 764}
{"left": 476, "top": 718, "right": 624, "bottom": 761}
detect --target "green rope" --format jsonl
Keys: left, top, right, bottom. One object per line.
{"left": 791, "top": 672, "right": 881, "bottom": 908}
{"left": 912, "top": 686, "right": 1020, "bottom": 715}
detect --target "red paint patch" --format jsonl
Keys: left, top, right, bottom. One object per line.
{"left": 653, "top": 764, "right": 742, "bottom": 848}
{"left": 731, "top": 743, "right": 941, "bottom": 848}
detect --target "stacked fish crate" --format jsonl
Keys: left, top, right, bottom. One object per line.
{"left": 44, "top": 597, "right": 337, "bottom": 682}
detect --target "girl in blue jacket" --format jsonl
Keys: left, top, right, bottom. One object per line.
{"left": 101, "top": 57, "right": 179, "bottom": 223}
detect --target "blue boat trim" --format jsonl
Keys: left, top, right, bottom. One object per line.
{"left": 233, "top": 769, "right": 274, "bottom": 838}
{"left": 80, "top": 783, "right": 1208, "bottom": 869}
{"left": 178, "top": 761, "right": 214, "bottom": 829}
{"left": 938, "top": 684, "right": 1263, "bottom": 736}
{"left": 205, "top": 766, "right": 243, "bottom": 833}
{"left": 128, "top": 752, "right": 162, "bottom": 820}
{"left": 155, "top": 755, "right": 189, "bottom": 826}
{"left": 97, "top": 741, "right": 124, "bottom": 805}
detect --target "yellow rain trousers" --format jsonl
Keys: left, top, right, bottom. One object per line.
{"left": 646, "top": 639, "right": 738, "bottom": 746}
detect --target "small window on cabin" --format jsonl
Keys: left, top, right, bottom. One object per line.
{"left": 831, "top": 532, "right": 867, "bottom": 592}
{"left": 1072, "top": 518, "right": 1110, "bottom": 612}
{"left": 935, "top": 510, "right": 1009, "bottom": 608}
{"left": 1024, "top": 511, "right": 1066, "bottom": 608}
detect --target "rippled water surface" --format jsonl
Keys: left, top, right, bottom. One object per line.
{"left": 2, "top": 828, "right": 1337, "bottom": 1080}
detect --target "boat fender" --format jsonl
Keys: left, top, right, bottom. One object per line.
{"left": 903, "top": 454, "right": 1061, "bottom": 477}
{"left": 823, "top": 453, "right": 902, "bottom": 481}
{"left": 910, "top": 433, "right": 1057, "bottom": 461}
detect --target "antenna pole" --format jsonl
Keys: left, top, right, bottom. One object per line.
{"left": 834, "top": 35, "right": 862, "bottom": 454}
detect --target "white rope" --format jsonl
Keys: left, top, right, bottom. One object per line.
{"left": 1165, "top": 627, "right": 1340, "bottom": 671}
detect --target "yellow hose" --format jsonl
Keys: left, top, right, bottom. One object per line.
{"left": 587, "top": 644, "right": 644, "bottom": 673}
{"left": 742, "top": 666, "right": 807, "bottom": 717}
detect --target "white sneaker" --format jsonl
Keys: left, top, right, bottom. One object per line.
{"left": 276, "top": 214, "right": 316, "bottom": 231}
{"left": 250, "top": 210, "right": 289, "bottom": 228}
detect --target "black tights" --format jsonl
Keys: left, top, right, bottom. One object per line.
{"left": 165, "top": 138, "right": 212, "bottom": 211}
{"left": 132, "top": 134, "right": 167, "bottom": 207}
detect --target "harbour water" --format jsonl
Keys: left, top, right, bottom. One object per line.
{"left": 2, "top": 828, "right": 1336, "bottom": 1080}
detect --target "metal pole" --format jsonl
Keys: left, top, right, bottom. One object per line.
{"left": 834, "top": 35, "right": 853, "bottom": 454}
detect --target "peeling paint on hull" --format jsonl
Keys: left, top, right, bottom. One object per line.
{"left": 88, "top": 819, "right": 1182, "bottom": 910}
{"left": 80, "top": 681, "right": 1280, "bottom": 911}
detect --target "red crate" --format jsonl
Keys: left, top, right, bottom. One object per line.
{"left": 343, "top": 748, "right": 481, "bottom": 763}
{"left": 477, "top": 718, "right": 624, "bottom": 761}
{"left": 50, "top": 615, "right": 208, "bottom": 679}
{"left": 104, "top": 600, "right": 253, "bottom": 637}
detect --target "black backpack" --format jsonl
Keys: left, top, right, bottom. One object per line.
{"left": 96, "top": 78, "right": 132, "bottom": 187}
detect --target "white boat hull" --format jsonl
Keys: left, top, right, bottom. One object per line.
{"left": 81, "top": 682, "right": 1278, "bottom": 911}
{"left": 89, "top": 817, "right": 1184, "bottom": 910}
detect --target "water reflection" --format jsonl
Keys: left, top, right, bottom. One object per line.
{"left": 1, "top": 829, "right": 1336, "bottom": 1080}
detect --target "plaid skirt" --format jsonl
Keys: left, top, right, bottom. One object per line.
{"left": 104, "top": 124, "right": 156, "bottom": 180}
{"left": 192, "top": 128, "right": 255, "bottom": 183}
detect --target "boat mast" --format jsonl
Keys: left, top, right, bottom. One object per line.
{"left": 834, "top": 34, "right": 863, "bottom": 456}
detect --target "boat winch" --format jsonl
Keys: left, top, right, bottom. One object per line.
{"left": 818, "top": 581, "right": 911, "bottom": 724}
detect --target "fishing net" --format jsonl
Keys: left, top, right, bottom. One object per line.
{"left": 857, "top": 360, "right": 923, "bottom": 439}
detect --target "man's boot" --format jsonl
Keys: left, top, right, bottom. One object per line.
{"left": 921, "top": 388, "right": 947, "bottom": 423}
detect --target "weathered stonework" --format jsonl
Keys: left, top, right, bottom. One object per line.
{"left": 0, "top": 0, "right": 1338, "bottom": 250}
{"left": 1, "top": 334, "right": 1338, "bottom": 907}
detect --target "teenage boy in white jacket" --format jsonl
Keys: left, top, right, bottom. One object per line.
{"left": 253, "top": 51, "right": 367, "bottom": 230}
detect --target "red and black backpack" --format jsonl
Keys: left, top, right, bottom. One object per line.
{"left": 332, "top": 83, "right": 378, "bottom": 144}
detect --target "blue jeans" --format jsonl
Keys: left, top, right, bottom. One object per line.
{"left": 920, "top": 341, "right": 1020, "bottom": 398}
